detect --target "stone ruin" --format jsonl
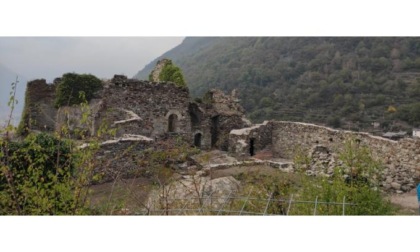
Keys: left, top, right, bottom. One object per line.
{"left": 19, "top": 69, "right": 250, "bottom": 182}
{"left": 228, "top": 120, "right": 420, "bottom": 193}
{"left": 19, "top": 63, "right": 420, "bottom": 194}
{"left": 21, "top": 74, "right": 249, "bottom": 151}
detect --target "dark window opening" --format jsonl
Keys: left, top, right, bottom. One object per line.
{"left": 329, "top": 137, "right": 333, "bottom": 142}
{"left": 189, "top": 103, "right": 202, "bottom": 130}
{"left": 194, "top": 133, "right": 202, "bottom": 148}
{"left": 168, "top": 114, "right": 178, "bottom": 133}
{"left": 211, "top": 116, "right": 219, "bottom": 148}
{"left": 250, "top": 138, "right": 255, "bottom": 156}
{"left": 191, "top": 112, "right": 200, "bottom": 129}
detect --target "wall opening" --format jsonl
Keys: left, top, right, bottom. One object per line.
{"left": 194, "top": 133, "right": 202, "bottom": 148}
{"left": 249, "top": 138, "right": 255, "bottom": 156}
{"left": 211, "top": 116, "right": 219, "bottom": 148}
{"left": 189, "top": 103, "right": 202, "bottom": 130}
{"left": 168, "top": 114, "right": 178, "bottom": 133}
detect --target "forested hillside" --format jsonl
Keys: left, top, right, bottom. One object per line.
{"left": 134, "top": 37, "right": 420, "bottom": 133}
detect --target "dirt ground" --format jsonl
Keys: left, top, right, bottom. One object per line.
{"left": 88, "top": 177, "right": 153, "bottom": 214}
{"left": 211, "top": 165, "right": 281, "bottom": 179}
{"left": 388, "top": 189, "right": 419, "bottom": 215}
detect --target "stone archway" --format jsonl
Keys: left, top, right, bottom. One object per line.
{"left": 165, "top": 110, "right": 182, "bottom": 133}
{"left": 168, "top": 114, "right": 178, "bottom": 133}
{"left": 194, "top": 132, "right": 202, "bottom": 148}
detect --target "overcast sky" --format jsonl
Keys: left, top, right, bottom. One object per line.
{"left": 0, "top": 37, "right": 184, "bottom": 82}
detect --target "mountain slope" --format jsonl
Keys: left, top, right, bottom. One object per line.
{"left": 134, "top": 37, "right": 420, "bottom": 132}
{"left": 0, "top": 63, "right": 27, "bottom": 126}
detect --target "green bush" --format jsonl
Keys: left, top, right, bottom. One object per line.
{"left": 158, "top": 60, "right": 186, "bottom": 88}
{"left": 55, "top": 73, "right": 102, "bottom": 108}
{"left": 294, "top": 139, "right": 394, "bottom": 215}
{"left": 0, "top": 132, "right": 84, "bottom": 214}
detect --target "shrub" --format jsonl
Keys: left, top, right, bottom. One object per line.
{"left": 0, "top": 133, "right": 80, "bottom": 214}
{"left": 55, "top": 73, "right": 102, "bottom": 108}
{"left": 294, "top": 139, "right": 394, "bottom": 215}
{"left": 158, "top": 60, "right": 186, "bottom": 88}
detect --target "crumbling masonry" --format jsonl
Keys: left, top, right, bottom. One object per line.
{"left": 20, "top": 72, "right": 420, "bottom": 193}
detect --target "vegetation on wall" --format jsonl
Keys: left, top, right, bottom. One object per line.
{"left": 55, "top": 73, "right": 102, "bottom": 108}
{"left": 294, "top": 139, "right": 393, "bottom": 215}
{"left": 154, "top": 60, "right": 186, "bottom": 88}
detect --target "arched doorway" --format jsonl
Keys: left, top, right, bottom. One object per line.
{"left": 194, "top": 133, "right": 202, "bottom": 148}
{"left": 249, "top": 138, "right": 255, "bottom": 156}
{"left": 168, "top": 114, "right": 178, "bottom": 133}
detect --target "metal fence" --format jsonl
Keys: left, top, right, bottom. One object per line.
{"left": 136, "top": 192, "right": 355, "bottom": 216}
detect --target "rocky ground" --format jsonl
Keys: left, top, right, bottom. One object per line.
{"left": 88, "top": 149, "right": 419, "bottom": 215}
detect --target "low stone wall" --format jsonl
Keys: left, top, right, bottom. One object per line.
{"left": 229, "top": 120, "right": 420, "bottom": 193}
{"left": 89, "top": 135, "right": 154, "bottom": 183}
{"left": 273, "top": 121, "right": 420, "bottom": 193}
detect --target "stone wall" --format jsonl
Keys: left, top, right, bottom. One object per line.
{"left": 90, "top": 135, "right": 154, "bottom": 183}
{"left": 55, "top": 97, "right": 104, "bottom": 137}
{"left": 22, "top": 74, "right": 250, "bottom": 152}
{"left": 19, "top": 79, "right": 57, "bottom": 133}
{"left": 229, "top": 120, "right": 420, "bottom": 193}
{"left": 149, "top": 59, "right": 171, "bottom": 82}
{"left": 228, "top": 121, "right": 273, "bottom": 159}
{"left": 196, "top": 89, "right": 251, "bottom": 150}
{"left": 92, "top": 76, "right": 192, "bottom": 139}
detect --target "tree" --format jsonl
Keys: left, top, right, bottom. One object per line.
{"left": 55, "top": 73, "right": 102, "bottom": 108}
{"left": 157, "top": 60, "right": 187, "bottom": 88}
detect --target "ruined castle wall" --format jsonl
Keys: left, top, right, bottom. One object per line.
{"left": 197, "top": 89, "right": 250, "bottom": 151}
{"left": 93, "top": 138, "right": 154, "bottom": 183}
{"left": 229, "top": 121, "right": 273, "bottom": 159}
{"left": 271, "top": 121, "right": 420, "bottom": 192}
{"left": 55, "top": 98, "right": 103, "bottom": 137}
{"left": 19, "top": 79, "right": 57, "bottom": 133}
{"left": 100, "top": 78, "right": 191, "bottom": 138}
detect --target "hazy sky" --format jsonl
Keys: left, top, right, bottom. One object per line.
{"left": 0, "top": 37, "right": 184, "bottom": 82}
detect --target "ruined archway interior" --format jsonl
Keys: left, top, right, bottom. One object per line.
{"left": 194, "top": 133, "right": 202, "bottom": 148}
{"left": 249, "top": 138, "right": 255, "bottom": 156}
{"left": 168, "top": 114, "right": 178, "bottom": 133}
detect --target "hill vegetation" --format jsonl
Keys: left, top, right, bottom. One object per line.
{"left": 135, "top": 37, "right": 420, "bottom": 133}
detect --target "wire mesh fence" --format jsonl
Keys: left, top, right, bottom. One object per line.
{"left": 136, "top": 192, "right": 356, "bottom": 216}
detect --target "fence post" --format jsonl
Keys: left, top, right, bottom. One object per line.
{"left": 263, "top": 192, "right": 274, "bottom": 216}
{"left": 342, "top": 196, "right": 346, "bottom": 216}
{"left": 313, "top": 196, "right": 318, "bottom": 215}
{"left": 286, "top": 194, "right": 293, "bottom": 215}
{"left": 239, "top": 187, "right": 253, "bottom": 215}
